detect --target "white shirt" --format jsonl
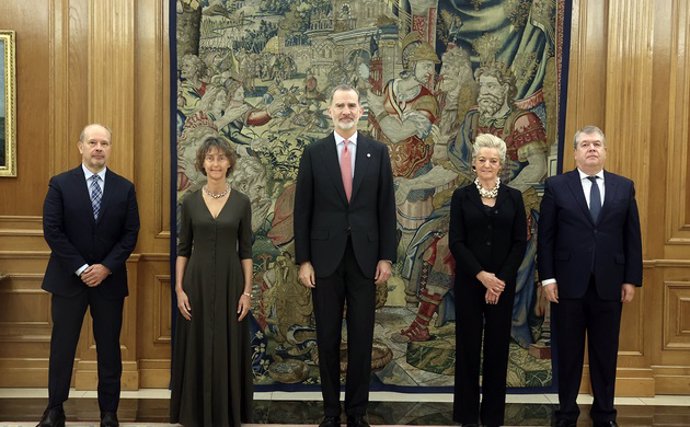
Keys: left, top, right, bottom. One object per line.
{"left": 541, "top": 168, "right": 605, "bottom": 287}
{"left": 76, "top": 164, "right": 107, "bottom": 275}
{"left": 334, "top": 131, "right": 357, "bottom": 176}
{"left": 82, "top": 164, "right": 107, "bottom": 200}
{"left": 578, "top": 168, "right": 605, "bottom": 209}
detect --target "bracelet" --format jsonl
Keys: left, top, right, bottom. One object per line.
{"left": 242, "top": 292, "right": 252, "bottom": 298}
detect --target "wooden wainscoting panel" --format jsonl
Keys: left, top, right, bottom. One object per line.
{"left": 139, "top": 359, "right": 171, "bottom": 389}
{"left": 663, "top": 281, "right": 690, "bottom": 350}
{"left": 653, "top": 365, "right": 690, "bottom": 394}
{"left": 137, "top": 254, "right": 173, "bottom": 388}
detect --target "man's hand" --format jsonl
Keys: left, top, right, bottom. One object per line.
{"left": 621, "top": 283, "right": 636, "bottom": 303}
{"left": 542, "top": 282, "right": 559, "bottom": 303}
{"left": 374, "top": 260, "right": 392, "bottom": 285}
{"left": 81, "top": 264, "right": 110, "bottom": 287}
{"left": 298, "top": 262, "right": 316, "bottom": 288}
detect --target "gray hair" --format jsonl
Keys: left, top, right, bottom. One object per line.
{"left": 329, "top": 84, "right": 360, "bottom": 105}
{"left": 472, "top": 133, "right": 507, "bottom": 164}
{"left": 573, "top": 125, "right": 606, "bottom": 149}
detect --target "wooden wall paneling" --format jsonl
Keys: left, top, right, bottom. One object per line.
{"left": 646, "top": 0, "right": 672, "bottom": 260}
{"left": 136, "top": 255, "right": 172, "bottom": 388}
{"left": 133, "top": 0, "right": 173, "bottom": 388}
{"left": 135, "top": 0, "right": 171, "bottom": 252}
{"left": 0, "top": 0, "right": 51, "bottom": 216}
{"left": 603, "top": 0, "right": 654, "bottom": 387}
{"left": 563, "top": 0, "right": 609, "bottom": 170}
{"left": 664, "top": 0, "right": 690, "bottom": 255}
{"left": 603, "top": 0, "right": 654, "bottom": 250}
{"left": 88, "top": 0, "right": 135, "bottom": 179}
{"left": 73, "top": 0, "right": 139, "bottom": 390}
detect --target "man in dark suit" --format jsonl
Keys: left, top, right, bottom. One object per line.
{"left": 294, "top": 84, "right": 397, "bottom": 427}
{"left": 538, "top": 125, "right": 642, "bottom": 427}
{"left": 38, "top": 124, "right": 140, "bottom": 427}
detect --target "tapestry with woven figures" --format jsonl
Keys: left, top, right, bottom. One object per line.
{"left": 173, "top": 0, "right": 571, "bottom": 391}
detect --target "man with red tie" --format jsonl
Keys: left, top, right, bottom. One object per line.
{"left": 294, "top": 84, "right": 397, "bottom": 427}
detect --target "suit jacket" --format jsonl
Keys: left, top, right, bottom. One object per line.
{"left": 448, "top": 184, "right": 527, "bottom": 287}
{"left": 42, "top": 166, "right": 140, "bottom": 299}
{"left": 537, "top": 169, "right": 642, "bottom": 300}
{"left": 294, "top": 132, "right": 397, "bottom": 278}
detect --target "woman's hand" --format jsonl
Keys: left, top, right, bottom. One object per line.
{"left": 176, "top": 289, "right": 192, "bottom": 320}
{"left": 476, "top": 271, "right": 506, "bottom": 296}
{"left": 485, "top": 288, "right": 500, "bottom": 305}
{"left": 237, "top": 294, "right": 251, "bottom": 321}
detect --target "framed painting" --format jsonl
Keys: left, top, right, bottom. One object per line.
{"left": 0, "top": 30, "right": 16, "bottom": 177}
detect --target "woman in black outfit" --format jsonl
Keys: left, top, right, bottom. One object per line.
{"left": 450, "top": 133, "right": 527, "bottom": 427}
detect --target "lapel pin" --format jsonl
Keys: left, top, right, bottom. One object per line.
{"left": 367, "top": 153, "right": 371, "bottom": 158}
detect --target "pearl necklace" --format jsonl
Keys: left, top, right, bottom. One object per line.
{"left": 203, "top": 183, "right": 230, "bottom": 199}
{"left": 474, "top": 177, "right": 500, "bottom": 199}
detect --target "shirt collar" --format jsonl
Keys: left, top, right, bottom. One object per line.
{"left": 334, "top": 131, "right": 358, "bottom": 146}
{"left": 577, "top": 168, "right": 604, "bottom": 182}
{"left": 82, "top": 164, "right": 107, "bottom": 181}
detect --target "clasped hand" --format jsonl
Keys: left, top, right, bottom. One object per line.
{"left": 80, "top": 264, "right": 110, "bottom": 287}
{"left": 476, "top": 271, "right": 505, "bottom": 305}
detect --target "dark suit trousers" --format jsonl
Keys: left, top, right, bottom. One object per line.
{"left": 312, "top": 238, "right": 376, "bottom": 418}
{"left": 453, "top": 279, "right": 515, "bottom": 426}
{"left": 48, "top": 288, "right": 124, "bottom": 412}
{"left": 553, "top": 277, "right": 622, "bottom": 424}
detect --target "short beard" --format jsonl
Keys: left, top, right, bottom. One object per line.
{"left": 336, "top": 120, "right": 356, "bottom": 130}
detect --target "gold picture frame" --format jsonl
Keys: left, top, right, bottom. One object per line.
{"left": 0, "top": 30, "right": 16, "bottom": 177}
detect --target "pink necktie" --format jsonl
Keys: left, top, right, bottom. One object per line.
{"left": 341, "top": 140, "right": 352, "bottom": 201}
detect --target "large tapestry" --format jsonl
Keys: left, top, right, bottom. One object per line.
{"left": 174, "top": 0, "right": 569, "bottom": 390}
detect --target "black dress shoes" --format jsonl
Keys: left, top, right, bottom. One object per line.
{"left": 554, "top": 420, "right": 577, "bottom": 427}
{"left": 347, "top": 415, "right": 370, "bottom": 427}
{"left": 594, "top": 421, "right": 618, "bottom": 427}
{"left": 319, "top": 415, "right": 341, "bottom": 427}
{"left": 100, "top": 411, "right": 119, "bottom": 427}
{"left": 36, "top": 406, "right": 65, "bottom": 427}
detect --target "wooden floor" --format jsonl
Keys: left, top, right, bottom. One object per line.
{"left": 0, "top": 389, "right": 689, "bottom": 426}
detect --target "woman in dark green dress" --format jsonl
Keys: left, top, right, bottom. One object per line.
{"left": 170, "top": 137, "right": 254, "bottom": 427}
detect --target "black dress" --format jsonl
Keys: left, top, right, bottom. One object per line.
{"left": 170, "top": 189, "right": 253, "bottom": 427}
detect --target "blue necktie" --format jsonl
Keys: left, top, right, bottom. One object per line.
{"left": 587, "top": 176, "right": 601, "bottom": 222}
{"left": 90, "top": 174, "right": 102, "bottom": 220}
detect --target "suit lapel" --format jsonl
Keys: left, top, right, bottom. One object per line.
{"left": 565, "top": 169, "right": 595, "bottom": 225}
{"left": 71, "top": 167, "right": 97, "bottom": 224}
{"left": 318, "top": 133, "right": 349, "bottom": 205}
{"left": 96, "top": 169, "right": 115, "bottom": 224}
{"left": 350, "top": 135, "right": 371, "bottom": 201}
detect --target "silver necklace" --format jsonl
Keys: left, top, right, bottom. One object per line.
{"left": 203, "top": 183, "right": 230, "bottom": 199}
{"left": 474, "top": 177, "right": 500, "bottom": 199}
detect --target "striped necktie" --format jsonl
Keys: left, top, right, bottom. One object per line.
{"left": 90, "top": 174, "right": 102, "bottom": 220}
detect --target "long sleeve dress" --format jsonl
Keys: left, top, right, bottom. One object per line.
{"left": 170, "top": 189, "right": 253, "bottom": 427}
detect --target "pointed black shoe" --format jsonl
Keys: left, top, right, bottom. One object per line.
{"left": 36, "top": 406, "right": 65, "bottom": 427}
{"left": 100, "top": 411, "right": 119, "bottom": 427}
